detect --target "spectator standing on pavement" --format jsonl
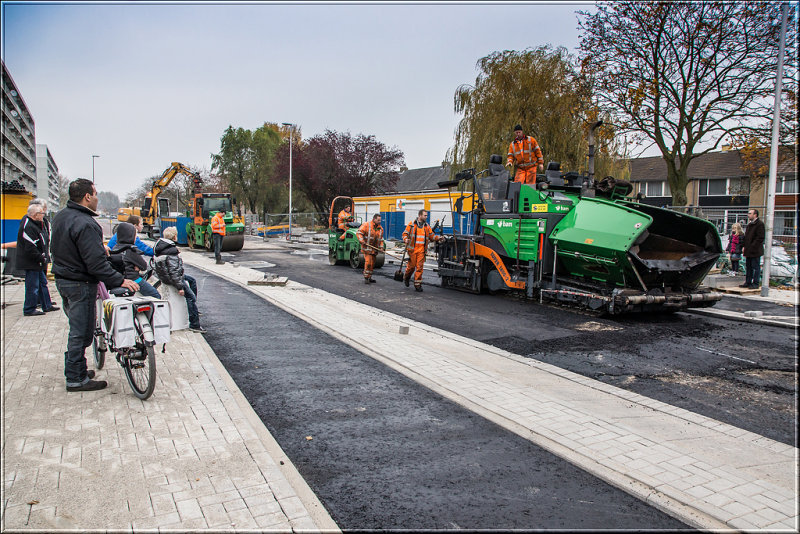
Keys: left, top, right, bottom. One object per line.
{"left": 16, "top": 204, "right": 58, "bottom": 316}
{"left": 28, "top": 198, "right": 59, "bottom": 311}
{"left": 211, "top": 210, "right": 226, "bottom": 264}
{"left": 741, "top": 209, "right": 765, "bottom": 289}
{"left": 51, "top": 178, "right": 139, "bottom": 392}
{"left": 106, "top": 215, "right": 154, "bottom": 257}
{"left": 154, "top": 226, "right": 205, "bottom": 332}
{"left": 112, "top": 222, "right": 161, "bottom": 298}
{"left": 726, "top": 222, "right": 744, "bottom": 275}
{"left": 506, "top": 124, "right": 544, "bottom": 185}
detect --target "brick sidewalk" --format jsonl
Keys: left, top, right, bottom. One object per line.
{"left": 1, "top": 282, "right": 337, "bottom": 532}
{"left": 184, "top": 250, "right": 799, "bottom": 532}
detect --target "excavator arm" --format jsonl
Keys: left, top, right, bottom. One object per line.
{"left": 143, "top": 162, "right": 201, "bottom": 220}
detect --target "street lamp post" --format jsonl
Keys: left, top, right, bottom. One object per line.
{"left": 282, "top": 123, "right": 295, "bottom": 240}
{"left": 92, "top": 155, "right": 100, "bottom": 183}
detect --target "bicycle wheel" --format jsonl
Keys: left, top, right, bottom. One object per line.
{"left": 123, "top": 345, "right": 156, "bottom": 400}
{"left": 92, "top": 336, "right": 106, "bottom": 370}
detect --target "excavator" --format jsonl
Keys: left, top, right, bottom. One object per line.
{"left": 139, "top": 162, "right": 201, "bottom": 238}
{"left": 115, "top": 162, "right": 200, "bottom": 238}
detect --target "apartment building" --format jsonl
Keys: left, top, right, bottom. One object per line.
{"left": 35, "top": 144, "right": 59, "bottom": 206}
{"left": 2, "top": 61, "right": 38, "bottom": 193}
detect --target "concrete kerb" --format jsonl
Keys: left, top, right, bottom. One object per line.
{"left": 197, "top": 329, "right": 340, "bottom": 533}
{"left": 181, "top": 251, "right": 745, "bottom": 531}
{"left": 686, "top": 307, "right": 799, "bottom": 330}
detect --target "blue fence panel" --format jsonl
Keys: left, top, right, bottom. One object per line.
{"left": 379, "top": 211, "right": 407, "bottom": 240}
{"left": 2, "top": 219, "right": 21, "bottom": 244}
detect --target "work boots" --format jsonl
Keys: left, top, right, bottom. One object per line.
{"left": 404, "top": 276, "right": 410, "bottom": 287}
{"left": 364, "top": 278, "right": 370, "bottom": 284}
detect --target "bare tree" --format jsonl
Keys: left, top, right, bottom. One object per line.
{"left": 579, "top": 2, "right": 797, "bottom": 205}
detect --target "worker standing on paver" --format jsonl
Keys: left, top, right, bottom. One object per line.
{"left": 506, "top": 124, "right": 544, "bottom": 184}
{"left": 357, "top": 214, "right": 383, "bottom": 284}
{"left": 403, "top": 209, "right": 442, "bottom": 292}
{"left": 211, "top": 210, "right": 226, "bottom": 264}
{"left": 337, "top": 204, "right": 354, "bottom": 240}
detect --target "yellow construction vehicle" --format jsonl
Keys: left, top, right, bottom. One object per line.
{"left": 136, "top": 162, "right": 201, "bottom": 238}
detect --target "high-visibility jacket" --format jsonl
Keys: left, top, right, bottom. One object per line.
{"left": 357, "top": 221, "right": 383, "bottom": 253}
{"left": 403, "top": 220, "right": 436, "bottom": 254}
{"left": 507, "top": 136, "right": 544, "bottom": 169}
{"left": 211, "top": 213, "right": 226, "bottom": 236}
{"left": 338, "top": 209, "right": 353, "bottom": 229}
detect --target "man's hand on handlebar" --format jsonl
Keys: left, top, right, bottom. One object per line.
{"left": 121, "top": 279, "right": 140, "bottom": 292}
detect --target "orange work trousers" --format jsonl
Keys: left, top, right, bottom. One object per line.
{"left": 363, "top": 252, "right": 376, "bottom": 279}
{"left": 404, "top": 248, "right": 426, "bottom": 288}
{"left": 514, "top": 166, "right": 537, "bottom": 184}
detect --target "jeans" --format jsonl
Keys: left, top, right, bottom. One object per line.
{"left": 23, "top": 270, "right": 46, "bottom": 314}
{"left": 213, "top": 233, "right": 223, "bottom": 260}
{"left": 745, "top": 256, "right": 762, "bottom": 286}
{"left": 183, "top": 280, "right": 200, "bottom": 328}
{"left": 55, "top": 279, "right": 97, "bottom": 387}
{"left": 184, "top": 274, "right": 197, "bottom": 298}
{"left": 137, "top": 279, "right": 161, "bottom": 299}
{"left": 38, "top": 269, "right": 54, "bottom": 310}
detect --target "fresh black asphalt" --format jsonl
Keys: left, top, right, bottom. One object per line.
{"left": 221, "top": 244, "right": 798, "bottom": 447}
{"left": 187, "top": 264, "right": 689, "bottom": 530}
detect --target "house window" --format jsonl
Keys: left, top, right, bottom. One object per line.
{"left": 698, "top": 178, "right": 727, "bottom": 196}
{"left": 645, "top": 181, "right": 670, "bottom": 197}
{"left": 776, "top": 176, "right": 797, "bottom": 194}
{"left": 729, "top": 177, "right": 750, "bottom": 196}
{"left": 774, "top": 211, "right": 796, "bottom": 236}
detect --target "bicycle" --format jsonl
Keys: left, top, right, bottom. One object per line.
{"left": 92, "top": 260, "right": 169, "bottom": 400}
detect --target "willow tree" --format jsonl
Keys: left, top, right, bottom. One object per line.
{"left": 579, "top": 2, "right": 798, "bottom": 206}
{"left": 448, "top": 45, "right": 628, "bottom": 180}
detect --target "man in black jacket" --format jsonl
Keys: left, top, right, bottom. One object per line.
{"left": 28, "top": 198, "right": 58, "bottom": 312}
{"left": 16, "top": 204, "right": 55, "bottom": 316}
{"left": 51, "top": 179, "right": 139, "bottom": 392}
{"left": 741, "top": 208, "right": 766, "bottom": 289}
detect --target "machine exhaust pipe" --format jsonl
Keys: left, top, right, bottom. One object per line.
{"left": 582, "top": 120, "right": 603, "bottom": 198}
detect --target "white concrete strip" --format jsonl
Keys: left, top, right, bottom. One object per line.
{"left": 687, "top": 307, "right": 799, "bottom": 329}
{"left": 183, "top": 250, "right": 799, "bottom": 532}
{"left": 1, "top": 281, "right": 338, "bottom": 532}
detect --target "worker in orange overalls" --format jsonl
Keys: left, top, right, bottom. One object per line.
{"left": 210, "top": 210, "right": 226, "bottom": 264}
{"left": 337, "top": 204, "right": 354, "bottom": 240}
{"left": 357, "top": 214, "right": 383, "bottom": 284}
{"left": 402, "top": 209, "right": 442, "bottom": 292}
{"left": 506, "top": 124, "right": 544, "bottom": 185}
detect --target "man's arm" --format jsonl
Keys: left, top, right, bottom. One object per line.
{"left": 75, "top": 225, "right": 125, "bottom": 288}
{"left": 135, "top": 236, "right": 155, "bottom": 257}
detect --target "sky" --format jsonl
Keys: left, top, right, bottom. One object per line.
{"left": 2, "top": 1, "right": 593, "bottom": 199}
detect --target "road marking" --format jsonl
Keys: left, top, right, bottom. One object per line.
{"left": 695, "top": 346, "right": 756, "bottom": 364}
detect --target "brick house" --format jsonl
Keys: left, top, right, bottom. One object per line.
{"left": 628, "top": 148, "right": 797, "bottom": 241}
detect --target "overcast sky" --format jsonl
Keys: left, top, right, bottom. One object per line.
{"left": 2, "top": 1, "right": 592, "bottom": 198}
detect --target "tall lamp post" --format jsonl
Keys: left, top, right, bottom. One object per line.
{"left": 92, "top": 155, "right": 100, "bottom": 183}
{"left": 281, "top": 123, "right": 295, "bottom": 240}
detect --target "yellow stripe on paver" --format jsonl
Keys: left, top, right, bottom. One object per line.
{"left": 0, "top": 281, "right": 338, "bottom": 532}
{"left": 183, "top": 250, "right": 799, "bottom": 532}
